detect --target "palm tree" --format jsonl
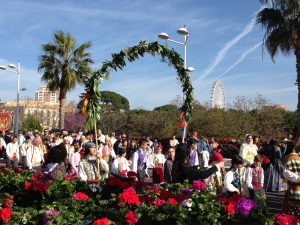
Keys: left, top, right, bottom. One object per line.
{"left": 256, "top": 0, "right": 300, "bottom": 136}
{"left": 38, "top": 31, "right": 94, "bottom": 129}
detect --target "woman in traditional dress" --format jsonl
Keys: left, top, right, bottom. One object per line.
{"left": 264, "top": 139, "right": 284, "bottom": 192}
{"left": 153, "top": 144, "right": 166, "bottom": 184}
{"left": 239, "top": 134, "right": 258, "bottom": 166}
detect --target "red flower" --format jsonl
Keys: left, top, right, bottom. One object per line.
{"left": 24, "top": 181, "right": 31, "bottom": 190}
{"left": 107, "top": 176, "right": 129, "bottom": 189}
{"left": 127, "top": 171, "right": 138, "bottom": 178}
{"left": 125, "top": 211, "right": 138, "bottom": 224}
{"left": 176, "top": 193, "right": 188, "bottom": 202}
{"left": 32, "top": 181, "right": 49, "bottom": 193}
{"left": 118, "top": 187, "right": 140, "bottom": 206}
{"left": 0, "top": 208, "right": 12, "bottom": 222}
{"left": 153, "top": 198, "right": 165, "bottom": 207}
{"left": 217, "top": 197, "right": 228, "bottom": 203}
{"left": 168, "top": 198, "right": 178, "bottom": 206}
{"left": 63, "top": 175, "right": 77, "bottom": 180}
{"left": 32, "top": 173, "right": 43, "bottom": 181}
{"left": 3, "top": 196, "right": 14, "bottom": 208}
{"left": 192, "top": 180, "right": 206, "bottom": 191}
{"left": 159, "top": 190, "right": 170, "bottom": 200}
{"left": 92, "top": 217, "right": 109, "bottom": 225}
{"left": 87, "top": 179, "right": 100, "bottom": 183}
{"left": 73, "top": 192, "right": 89, "bottom": 201}
{"left": 12, "top": 168, "right": 22, "bottom": 173}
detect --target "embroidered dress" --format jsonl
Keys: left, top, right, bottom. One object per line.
{"left": 153, "top": 153, "right": 166, "bottom": 184}
{"left": 79, "top": 157, "right": 100, "bottom": 181}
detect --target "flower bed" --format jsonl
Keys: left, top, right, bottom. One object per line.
{"left": 0, "top": 167, "right": 279, "bottom": 224}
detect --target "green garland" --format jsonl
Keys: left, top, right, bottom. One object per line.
{"left": 81, "top": 40, "right": 194, "bottom": 130}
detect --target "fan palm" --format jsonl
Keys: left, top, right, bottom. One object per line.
{"left": 38, "top": 31, "right": 94, "bottom": 129}
{"left": 257, "top": 0, "right": 300, "bottom": 136}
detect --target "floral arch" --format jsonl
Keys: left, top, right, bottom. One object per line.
{"left": 81, "top": 41, "right": 194, "bottom": 130}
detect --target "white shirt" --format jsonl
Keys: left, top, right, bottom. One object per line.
{"left": 0, "top": 137, "right": 6, "bottom": 149}
{"left": 283, "top": 168, "right": 300, "bottom": 183}
{"left": 6, "top": 142, "right": 19, "bottom": 160}
{"left": 78, "top": 158, "right": 109, "bottom": 181}
{"left": 224, "top": 170, "right": 240, "bottom": 193}
{"left": 26, "top": 145, "right": 44, "bottom": 169}
{"left": 131, "top": 151, "right": 138, "bottom": 172}
{"left": 200, "top": 151, "right": 210, "bottom": 168}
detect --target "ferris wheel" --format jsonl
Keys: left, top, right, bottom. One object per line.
{"left": 210, "top": 80, "right": 226, "bottom": 109}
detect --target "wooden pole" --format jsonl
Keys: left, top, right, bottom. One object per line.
{"left": 94, "top": 113, "right": 100, "bottom": 179}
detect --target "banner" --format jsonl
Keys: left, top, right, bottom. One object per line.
{"left": 0, "top": 111, "right": 12, "bottom": 131}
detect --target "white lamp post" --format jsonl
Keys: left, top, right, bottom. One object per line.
{"left": 158, "top": 25, "right": 194, "bottom": 142}
{"left": 0, "top": 61, "right": 21, "bottom": 132}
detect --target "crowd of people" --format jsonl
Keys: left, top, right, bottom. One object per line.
{"left": 0, "top": 128, "right": 299, "bottom": 216}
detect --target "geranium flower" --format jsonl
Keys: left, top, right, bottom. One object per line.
{"left": 32, "top": 173, "right": 43, "bottom": 181}
{"left": 63, "top": 175, "right": 77, "bottom": 180}
{"left": 3, "top": 195, "right": 14, "bottom": 208}
{"left": 118, "top": 187, "right": 140, "bottom": 206}
{"left": 153, "top": 198, "right": 165, "bottom": 206}
{"left": 177, "top": 193, "right": 188, "bottom": 202}
{"left": 12, "top": 168, "right": 22, "bottom": 173}
{"left": 234, "top": 197, "right": 256, "bottom": 217}
{"left": 0, "top": 208, "right": 12, "bottom": 222}
{"left": 32, "top": 180, "right": 49, "bottom": 193}
{"left": 168, "top": 198, "right": 178, "bottom": 206}
{"left": 24, "top": 181, "right": 32, "bottom": 190}
{"left": 73, "top": 192, "right": 89, "bottom": 201}
{"left": 125, "top": 211, "right": 138, "bottom": 224}
{"left": 159, "top": 189, "right": 170, "bottom": 200}
{"left": 192, "top": 180, "right": 206, "bottom": 191}
{"left": 43, "top": 210, "right": 60, "bottom": 224}
{"left": 274, "top": 213, "right": 295, "bottom": 225}
{"left": 127, "top": 171, "right": 138, "bottom": 178}
{"left": 107, "top": 176, "right": 129, "bottom": 189}
{"left": 92, "top": 217, "right": 109, "bottom": 225}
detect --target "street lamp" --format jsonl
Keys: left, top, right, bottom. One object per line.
{"left": 0, "top": 61, "right": 21, "bottom": 132}
{"left": 158, "top": 25, "right": 194, "bottom": 142}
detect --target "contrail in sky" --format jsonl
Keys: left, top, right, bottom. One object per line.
{"left": 216, "top": 42, "right": 262, "bottom": 79}
{"left": 195, "top": 7, "right": 264, "bottom": 84}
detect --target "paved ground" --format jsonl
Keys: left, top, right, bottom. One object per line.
{"left": 266, "top": 191, "right": 285, "bottom": 215}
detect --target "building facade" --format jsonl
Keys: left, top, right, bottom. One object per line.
{"left": 35, "top": 86, "right": 60, "bottom": 103}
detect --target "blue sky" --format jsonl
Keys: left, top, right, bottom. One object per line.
{"left": 0, "top": 0, "right": 296, "bottom": 110}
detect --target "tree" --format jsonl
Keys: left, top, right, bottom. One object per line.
{"left": 100, "top": 91, "right": 130, "bottom": 112}
{"left": 257, "top": 0, "right": 300, "bottom": 136}
{"left": 22, "top": 115, "right": 43, "bottom": 132}
{"left": 38, "top": 31, "right": 94, "bottom": 129}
